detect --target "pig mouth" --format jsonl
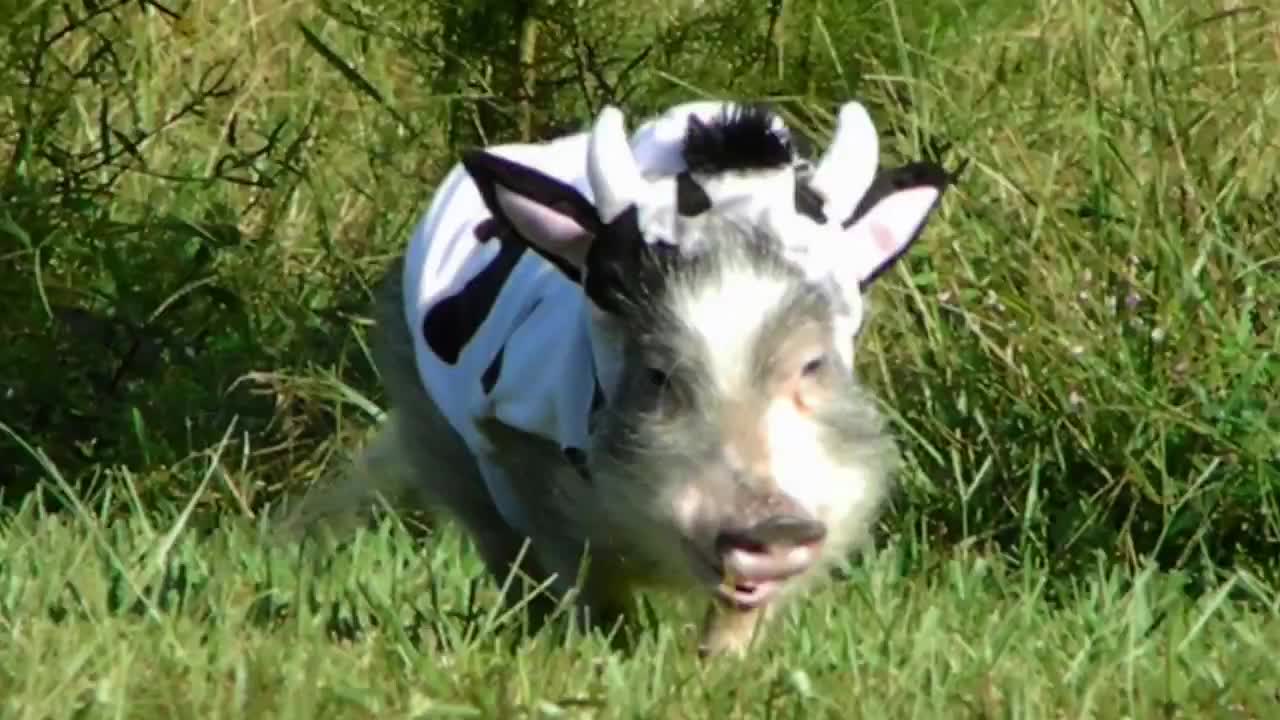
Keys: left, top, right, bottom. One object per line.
{"left": 716, "top": 578, "right": 787, "bottom": 610}
{"left": 683, "top": 539, "right": 818, "bottom": 611}
{"left": 714, "top": 551, "right": 815, "bottom": 610}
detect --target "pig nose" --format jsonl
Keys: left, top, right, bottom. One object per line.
{"left": 716, "top": 515, "right": 827, "bottom": 552}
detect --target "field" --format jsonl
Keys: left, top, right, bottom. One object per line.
{"left": 2, "top": 0, "right": 1278, "bottom": 717}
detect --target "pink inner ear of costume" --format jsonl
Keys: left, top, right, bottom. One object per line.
{"left": 838, "top": 185, "right": 941, "bottom": 287}
{"left": 494, "top": 187, "right": 594, "bottom": 268}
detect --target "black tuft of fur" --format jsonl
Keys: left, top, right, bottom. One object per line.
{"left": 682, "top": 104, "right": 794, "bottom": 175}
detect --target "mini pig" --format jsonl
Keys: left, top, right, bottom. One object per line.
{"left": 289, "top": 100, "right": 954, "bottom": 656}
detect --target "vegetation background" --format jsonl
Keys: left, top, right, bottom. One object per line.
{"left": 1, "top": 0, "right": 1277, "bottom": 717}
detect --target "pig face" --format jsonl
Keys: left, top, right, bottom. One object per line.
{"left": 585, "top": 225, "right": 901, "bottom": 610}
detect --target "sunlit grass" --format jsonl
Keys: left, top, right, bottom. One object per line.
{"left": 3, "top": 484, "right": 1278, "bottom": 718}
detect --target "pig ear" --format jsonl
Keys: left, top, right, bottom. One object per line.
{"left": 461, "top": 150, "right": 603, "bottom": 277}
{"left": 835, "top": 161, "right": 953, "bottom": 291}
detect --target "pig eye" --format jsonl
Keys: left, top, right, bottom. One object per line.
{"left": 646, "top": 367, "right": 671, "bottom": 388}
{"left": 801, "top": 355, "right": 828, "bottom": 378}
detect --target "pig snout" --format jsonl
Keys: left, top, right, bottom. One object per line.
{"left": 711, "top": 514, "right": 826, "bottom": 609}
{"left": 718, "top": 514, "right": 827, "bottom": 548}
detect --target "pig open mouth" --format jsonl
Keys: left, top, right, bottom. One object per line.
{"left": 720, "top": 547, "right": 822, "bottom": 608}
{"left": 719, "top": 580, "right": 781, "bottom": 610}
{"left": 688, "top": 534, "right": 824, "bottom": 610}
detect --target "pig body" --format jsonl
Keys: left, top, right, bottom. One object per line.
{"left": 295, "top": 100, "right": 954, "bottom": 656}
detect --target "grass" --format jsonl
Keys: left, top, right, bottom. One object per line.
{"left": 1, "top": 0, "right": 1279, "bottom": 716}
{"left": 3, "top": 477, "right": 1278, "bottom": 718}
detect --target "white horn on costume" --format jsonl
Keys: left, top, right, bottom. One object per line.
{"left": 807, "top": 101, "right": 879, "bottom": 225}
{"left": 587, "top": 105, "right": 651, "bottom": 223}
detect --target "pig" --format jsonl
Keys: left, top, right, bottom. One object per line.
{"left": 288, "top": 99, "right": 954, "bottom": 657}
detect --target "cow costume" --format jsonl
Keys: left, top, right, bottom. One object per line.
{"left": 402, "top": 100, "right": 951, "bottom": 537}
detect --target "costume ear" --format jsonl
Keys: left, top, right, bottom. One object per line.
{"left": 835, "top": 162, "right": 953, "bottom": 290}
{"left": 461, "top": 150, "right": 603, "bottom": 275}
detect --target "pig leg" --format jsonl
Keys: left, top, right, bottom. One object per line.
{"left": 367, "top": 260, "right": 569, "bottom": 628}
{"left": 477, "top": 418, "right": 641, "bottom": 643}
{"left": 698, "top": 603, "right": 765, "bottom": 658}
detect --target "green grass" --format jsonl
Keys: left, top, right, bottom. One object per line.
{"left": 1, "top": 0, "right": 1279, "bottom": 715}
{"left": 3, "top": 476, "right": 1278, "bottom": 718}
